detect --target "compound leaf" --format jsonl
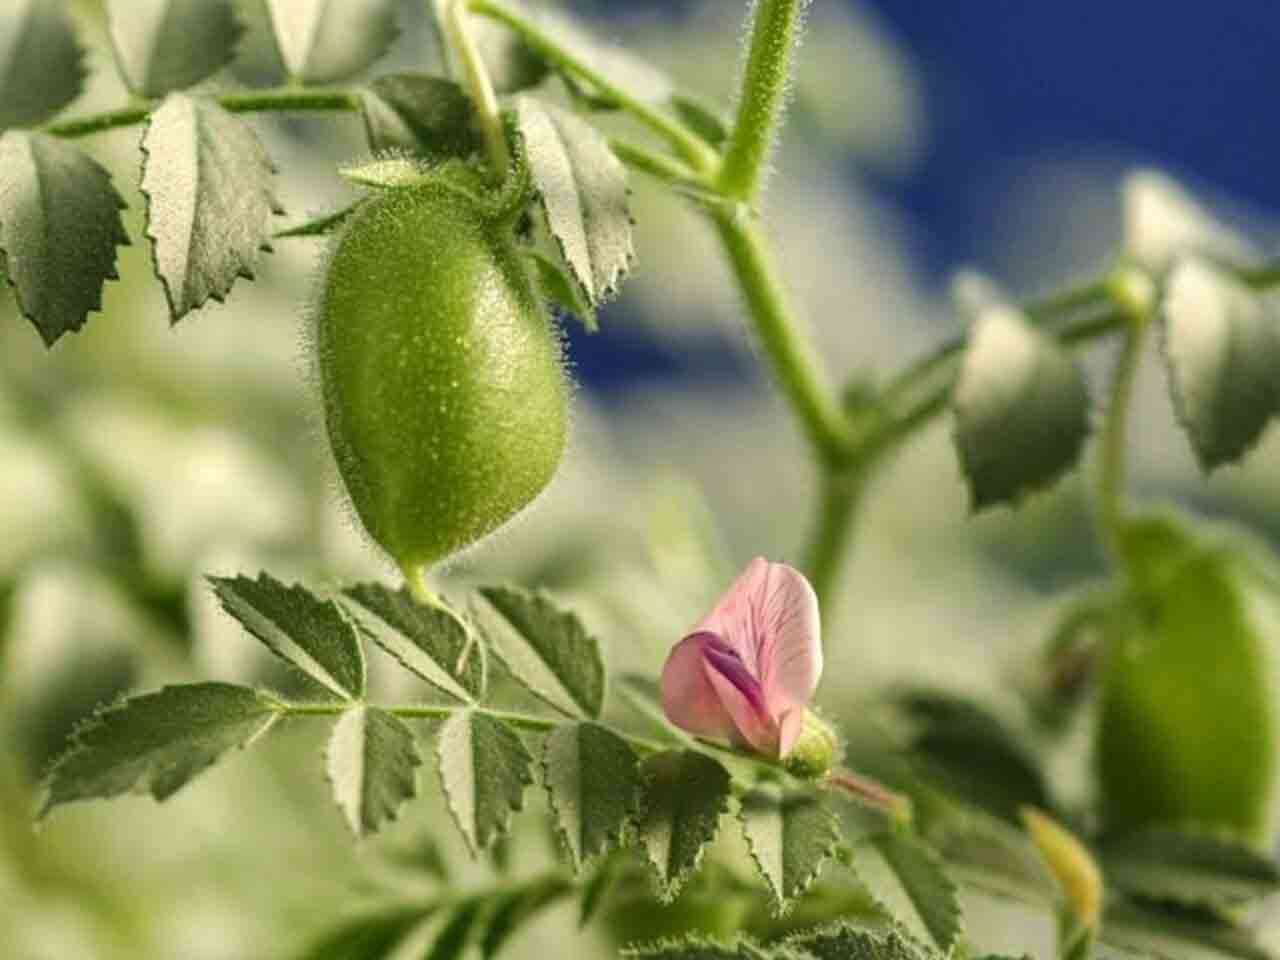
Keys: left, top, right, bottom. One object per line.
{"left": 638, "top": 750, "right": 731, "bottom": 901}
{"left": 210, "top": 573, "right": 365, "bottom": 701}
{"left": 105, "top": 0, "right": 242, "bottom": 97}
{"left": 326, "top": 705, "right": 422, "bottom": 838}
{"left": 847, "top": 833, "right": 963, "bottom": 955}
{"left": 544, "top": 722, "right": 642, "bottom": 872}
{"left": 475, "top": 585, "right": 604, "bottom": 719}
{"left": 437, "top": 711, "right": 533, "bottom": 855}
{"left": 342, "top": 583, "right": 483, "bottom": 703}
{"left": 1161, "top": 257, "right": 1280, "bottom": 470}
{"left": 266, "top": 0, "right": 398, "bottom": 84}
{"left": 141, "top": 94, "right": 279, "bottom": 322}
{"left": 0, "top": 132, "right": 128, "bottom": 346}
{"left": 515, "top": 96, "right": 632, "bottom": 308}
{"left": 0, "top": 1, "right": 85, "bottom": 129}
{"left": 41, "top": 683, "right": 278, "bottom": 816}
{"left": 953, "top": 304, "right": 1090, "bottom": 509}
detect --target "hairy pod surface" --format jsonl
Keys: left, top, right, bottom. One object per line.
{"left": 315, "top": 180, "right": 567, "bottom": 575}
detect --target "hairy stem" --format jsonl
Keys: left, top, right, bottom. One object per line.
{"left": 468, "top": 0, "right": 718, "bottom": 172}
{"left": 802, "top": 470, "right": 866, "bottom": 614}
{"left": 45, "top": 89, "right": 361, "bottom": 137}
{"left": 719, "top": 0, "right": 807, "bottom": 201}
{"left": 1097, "top": 318, "right": 1149, "bottom": 561}
{"left": 443, "top": 0, "right": 510, "bottom": 177}
{"left": 712, "top": 209, "right": 853, "bottom": 469}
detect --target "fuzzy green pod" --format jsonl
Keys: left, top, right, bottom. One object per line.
{"left": 315, "top": 180, "right": 568, "bottom": 576}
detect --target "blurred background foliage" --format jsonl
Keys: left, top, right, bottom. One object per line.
{"left": 4, "top": 1, "right": 1280, "bottom": 957}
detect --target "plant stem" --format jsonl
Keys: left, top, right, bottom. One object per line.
{"left": 1097, "top": 317, "right": 1149, "bottom": 561}
{"left": 802, "top": 469, "right": 866, "bottom": 613}
{"left": 713, "top": 209, "right": 852, "bottom": 468}
{"left": 468, "top": 0, "right": 717, "bottom": 173}
{"left": 443, "top": 0, "right": 510, "bottom": 177}
{"left": 45, "top": 89, "right": 360, "bottom": 138}
{"left": 719, "top": 0, "right": 806, "bottom": 201}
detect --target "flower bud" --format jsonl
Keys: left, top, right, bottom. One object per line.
{"left": 784, "top": 709, "right": 839, "bottom": 780}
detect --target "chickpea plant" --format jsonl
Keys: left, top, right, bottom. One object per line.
{"left": 6, "top": 1, "right": 1280, "bottom": 959}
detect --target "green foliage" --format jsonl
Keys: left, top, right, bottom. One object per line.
{"left": 293, "top": 906, "right": 429, "bottom": 960}
{"left": 739, "top": 783, "right": 842, "bottom": 911}
{"left": 265, "top": 0, "right": 399, "bottom": 84}
{"left": 210, "top": 573, "right": 366, "bottom": 701}
{"left": 1161, "top": 258, "right": 1280, "bottom": 470}
{"left": 0, "top": 1, "right": 84, "bottom": 129}
{"left": 952, "top": 304, "right": 1091, "bottom": 509}
{"left": 479, "top": 874, "right": 573, "bottom": 958}
{"left": 530, "top": 249, "right": 599, "bottom": 331}
{"left": 105, "top": 0, "right": 242, "bottom": 97}
{"left": 0, "top": 132, "right": 128, "bottom": 345}
{"left": 1100, "top": 825, "right": 1280, "bottom": 913}
{"left": 360, "top": 73, "right": 481, "bottom": 159}
{"left": 342, "top": 583, "right": 485, "bottom": 703}
{"left": 325, "top": 705, "right": 423, "bottom": 837}
{"left": 544, "top": 722, "right": 643, "bottom": 871}
{"left": 1098, "top": 515, "right": 1278, "bottom": 841}
{"left": 516, "top": 96, "right": 634, "bottom": 309}
{"left": 436, "top": 710, "right": 534, "bottom": 855}
{"left": 639, "top": 750, "right": 732, "bottom": 901}
{"left": 140, "top": 94, "right": 280, "bottom": 322}
{"left": 41, "top": 683, "right": 279, "bottom": 816}
{"left": 476, "top": 586, "right": 605, "bottom": 719}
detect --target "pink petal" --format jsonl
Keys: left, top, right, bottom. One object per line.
{"left": 701, "top": 635, "right": 779, "bottom": 755}
{"left": 754, "top": 562, "right": 823, "bottom": 716}
{"left": 778, "top": 708, "right": 804, "bottom": 757}
{"left": 660, "top": 632, "right": 737, "bottom": 741}
{"left": 693, "top": 556, "right": 771, "bottom": 674}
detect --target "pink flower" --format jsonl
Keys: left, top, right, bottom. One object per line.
{"left": 660, "top": 557, "right": 823, "bottom": 759}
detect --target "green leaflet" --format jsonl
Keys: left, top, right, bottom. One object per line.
{"left": 105, "top": 0, "right": 241, "bottom": 97}
{"left": 623, "top": 937, "right": 809, "bottom": 960}
{"left": 847, "top": 833, "right": 963, "bottom": 955}
{"left": 266, "top": 0, "right": 399, "bottom": 84}
{"left": 360, "top": 73, "right": 481, "bottom": 160}
{"left": 210, "top": 573, "right": 365, "bottom": 701}
{"left": 1160, "top": 257, "right": 1280, "bottom": 470}
{"left": 325, "top": 706, "right": 423, "bottom": 838}
{"left": 786, "top": 923, "right": 930, "bottom": 960}
{"left": 738, "top": 782, "right": 842, "bottom": 911}
{"left": 479, "top": 875, "right": 573, "bottom": 958}
{"left": 544, "top": 722, "right": 642, "bottom": 871}
{"left": 515, "top": 96, "right": 634, "bottom": 308}
{"left": 1103, "top": 898, "right": 1274, "bottom": 960}
{"left": 0, "top": 132, "right": 129, "bottom": 346}
{"left": 529, "top": 250, "right": 598, "bottom": 332}
{"left": 141, "top": 95, "right": 280, "bottom": 323}
{"left": 293, "top": 906, "right": 430, "bottom": 960}
{"left": 952, "top": 304, "right": 1091, "bottom": 509}
{"left": 1100, "top": 825, "right": 1280, "bottom": 912}
{"left": 342, "top": 583, "right": 484, "bottom": 703}
{"left": 638, "top": 750, "right": 732, "bottom": 901}
{"left": 1098, "top": 515, "right": 1277, "bottom": 841}
{"left": 0, "top": 1, "right": 84, "bottom": 129}
{"left": 437, "top": 711, "right": 533, "bottom": 855}
{"left": 41, "top": 683, "right": 278, "bottom": 817}
{"left": 476, "top": 585, "right": 604, "bottom": 718}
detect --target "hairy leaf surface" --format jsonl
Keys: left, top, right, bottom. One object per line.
{"left": 544, "top": 722, "right": 642, "bottom": 871}
{"left": 638, "top": 750, "right": 731, "bottom": 900}
{"left": 476, "top": 585, "right": 604, "bottom": 718}
{"left": 342, "top": 583, "right": 483, "bottom": 703}
{"left": 210, "top": 573, "right": 365, "bottom": 701}
{"left": 437, "top": 711, "right": 533, "bottom": 854}
{"left": 0, "top": 1, "right": 84, "bottom": 129}
{"left": 42, "top": 683, "right": 278, "bottom": 816}
{"left": 326, "top": 705, "right": 422, "bottom": 837}
{"left": 106, "top": 0, "right": 241, "bottom": 97}
{"left": 267, "top": 0, "right": 398, "bottom": 84}
{"left": 0, "top": 132, "right": 128, "bottom": 345}
{"left": 953, "top": 304, "right": 1090, "bottom": 508}
{"left": 141, "top": 94, "right": 279, "bottom": 322}
{"left": 739, "top": 782, "right": 841, "bottom": 910}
